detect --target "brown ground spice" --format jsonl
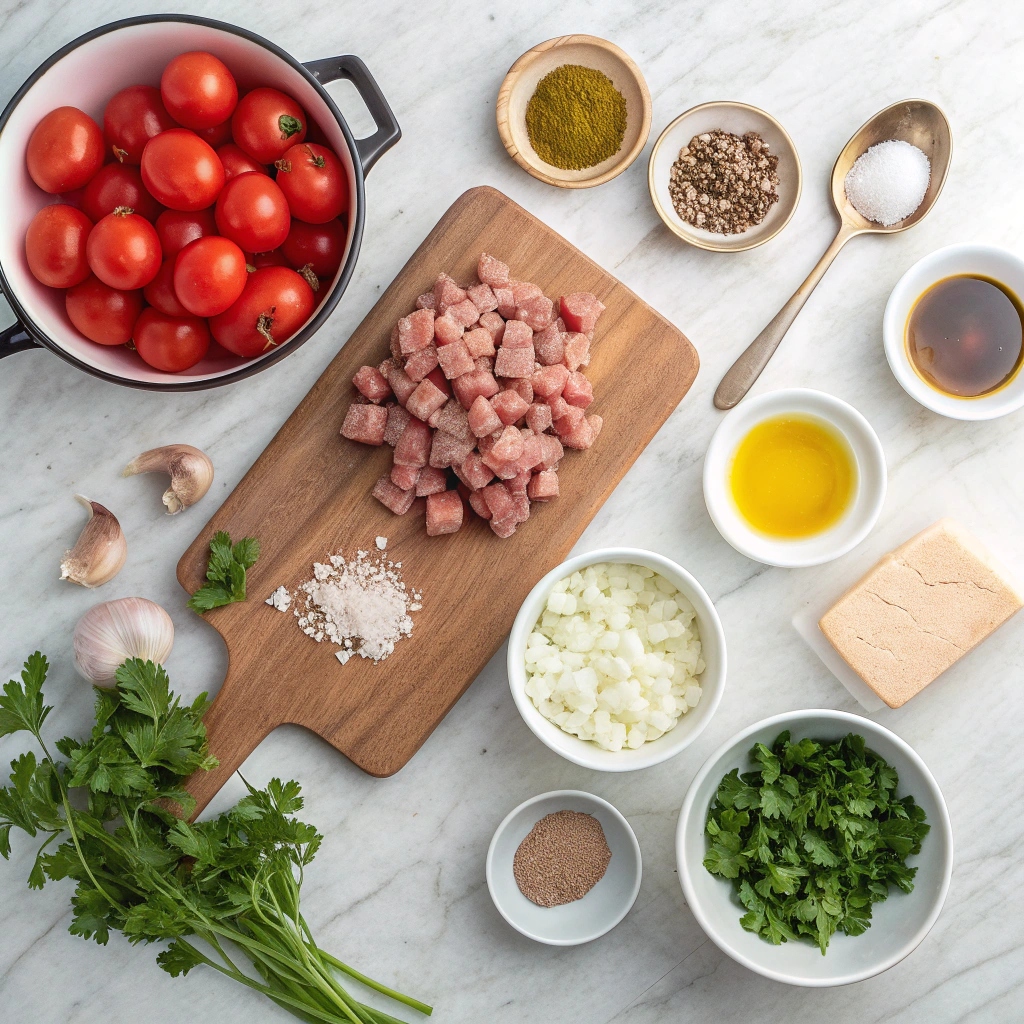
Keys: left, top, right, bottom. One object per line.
{"left": 513, "top": 810, "right": 612, "bottom": 907}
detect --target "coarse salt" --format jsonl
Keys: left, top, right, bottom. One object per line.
{"left": 375, "top": 536, "right": 388, "bottom": 550}
{"left": 266, "top": 586, "right": 292, "bottom": 612}
{"left": 844, "top": 140, "right": 930, "bottom": 227}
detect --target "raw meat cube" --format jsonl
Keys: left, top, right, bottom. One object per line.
{"left": 459, "top": 451, "right": 495, "bottom": 490}
{"left": 433, "top": 313, "right": 464, "bottom": 346}
{"left": 526, "top": 402, "right": 553, "bottom": 434}
{"left": 433, "top": 273, "right": 466, "bottom": 312}
{"left": 482, "top": 482, "right": 515, "bottom": 520}
{"left": 415, "top": 291, "right": 437, "bottom": 310}
{"left": 560, "top": 412, "right": 598, "bottom": 449}
{"left": 491, "top": 424, "right": 525, "bottom": 461}
{"left": 587, "top": 413, "right": 603, "bottom": 440}
{"left": 516, "top": 294, "right": 554, "bottom": 331}
{"left": 428, "top": 398, "right": 472, "bottom": 440}
{"left": 490, "top": 516, "right": 517, "bottom": 538}
{"left": 436, "top": 338, "right": 475, "bottom": 378}
{"left": 491, "top": 389, "right": 530, "bottom": 425}
{"left": 467, "top": 282, "right": 498, "bottom": 313}
{"left": 389, "top": 323, "right": 402, "bottom": 360}
{"left": 494, "top": 286, "right": 516, "bottom": 319}
{"left": 528, "top": 469, "right": 559, "bottom": 501}
{"left": 341, "top": 403, "right": 387, "bottom": 445}
{"left": 501, "top": 319, "right": 533, "bottom": 348}
{"left": 404, "top": 344, "right": 439, "bottom": 382}
{"left": 512, "top": 280, "right": 543, "bottom": 305}
{"left": 372, "top": 475, "right": 415, "bottom": 515}
{"left": 478, "top": 311, "right": 505, "bottom": 343}
{"left": 474, "top": 356, "right": 495, "bottom": 372}
{"left": 563, "top": 332, "right": 590, "bottom": 371}
{"left": 390, "top": 463, "right": 421, "bottom": 491}
{"left": 502, "top": 377, "right": 533, "bottom": 403}
{"left": 553, "top": 404, "right": 586, "bottom": 438}
{"left": 378, "top": 356, "right": 397, "bottom": 377}
{"left": 398, "top": 308, "right": 435, "bottom": 354}
{"left": 415, "top": 465, "right": 448, "bottom": 496}
{"left": 430, "top": 429, "right": 476, "bottom": 469}
{"left": 425, "top": 366, "right": 452, "bottom": 396}
{"left": 353, "top": 364, "right": 391, "bottom": 402}
{"left": 464, "top": 327, "right": 496, "bottom": 358}
{"left": 495, "top": 347, "right": 535, "bottom": 378}
{"left": 563, "top": 370, "right": 594, "bottom": 408}
{"left": 452, "top": 368, "right": 500, "bottom": 409}
{"left": 478, "top": 253, "right": 510, "bottom": 288}
{"left": 559, "top": 292, "right": 605, "bottom": 335}
{"left": 468, "top": 490, "right": 491, "bottom": 519}
{"left": 448, "top": 298, "right": 480, "bottom": 328}
{"left": 468, "top": 394, "right": 503, "bottom": 437}
{"left": 538, "top": 433, "right": 564, "bottom": 469}
{"left": 425, "top": 490, "right": 464, "bottom": 536}
{"left": 532, "top": 363, "right": 569, "bottom": 399}
{"left": 510, "top": 492, "right": 531, "bottom": 523}
{"left": 384, "top": 403, "right": 412, "bottom": 446}
{"left": 547, "top": 394, "right": 570, "bottom": 421}
{"left": 406, "top": 379, "right": 447, "bottom": 422}
{"left": 532, "top": 324, "right": 564, "bottom": 365}
{"left": 393, "top": 417, "right": 432, "bottom": 466}
{"left": 506, "top": 469, "right": 530, "bottom": 494}
{"left": 516, "top": 432, "right": 544, "bottom": 472}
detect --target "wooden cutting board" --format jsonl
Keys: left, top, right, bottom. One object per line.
{"left": 178, "top": 186, "right": 699, "bottom": 814}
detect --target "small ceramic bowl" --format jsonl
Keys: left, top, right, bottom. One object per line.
{"left": 676, "top": 709, "right": 953, "bottom": 987}
{"left": 703, "top": 388, "right": 886, "bottom": 567}
{"left": 507, "top": 548, "right": 726, "bottom": 772}
{"left": 883, "top": 243, "right": 1024, "bottom": 420}
{"left": 486, "top": 789, "right": 642, "bottom": 945}
{"left": 495, "top": 34, "right": 652, "bottom": 189}
{"left": 648, "top": 101, "right": 801, "bottom": 252}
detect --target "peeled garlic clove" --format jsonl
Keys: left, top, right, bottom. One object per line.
{"left": 60, "top": 496, "right": 126, "bottom": 588}
{"left": 74, "top": 597, "right": 174, "bottom": 686}
{"left": 123, "top": 443, "right": 214, "bottom": 514}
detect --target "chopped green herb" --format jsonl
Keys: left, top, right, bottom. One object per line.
{"left": 703, "top": 731, "right": 929, "bottom": 954}
{"left": 187, "top": 531, "right": 260, "bottom": 612}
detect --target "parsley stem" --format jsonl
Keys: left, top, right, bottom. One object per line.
{"left": 317, "top": 949, "right": 433, "bottom": 1016}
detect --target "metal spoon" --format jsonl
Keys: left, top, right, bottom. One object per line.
{"left": 713, "top": 98, "right": 952, "bottom": 410}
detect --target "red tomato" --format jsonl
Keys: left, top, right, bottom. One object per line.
{"left": 194, "top": 119, "right": 232, "bottom": 148}
{"left": 86, "top": 209, "right": 161, "bottom": 290}
{"left": 231, "top": 87, "right": 306, "bottom": 163}
{"left": 210, "top": 265, "right": 315, "bottom": 357}
{"left": 141, "top": 129, "right": 225, "bottom": 211}
{"left": 143, "top": 258, "right": 189, "bottom": 316}
{"left": 217, "top": 143, "right": 267, "bottom": 181}
{"left": 82, "top": 163, "right": 163, "bottom": 223}
{"left": 133, "top": 307, "right": 211, "bottom": 371}
{"left": 103, "top": 85, "right": 177, "bottom": 164}
{"left": 25, "top": 204, "right": 93, "bottom": 288}
{"left": 27, "top": 107, "right": 105, "bottom": 193}
{"left": 214, "top": 171, "right": 290, "bottom": 253}
{"left": 274, "top": 143, "right": 347, "bottom": 224}
{"left": 160, "top": 52, "right": 238, "bottom": 130}
{"left": 155, "top": 207, "right": 217, "bottom": 257}
{"left": 173, "top": 235, "right": 247, "bottom": 317}
{"left": 282, "top": 218, "right": 346, "bottom": 278}
{"left": 65, "top": 275, "right": 142, "bottom": 345}
{"left": 247, "top": 248, "right": 288, "bottom": 268}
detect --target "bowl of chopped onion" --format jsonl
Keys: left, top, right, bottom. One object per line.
{"left": 507, "top": 548, "right": 726, "bottom": 772}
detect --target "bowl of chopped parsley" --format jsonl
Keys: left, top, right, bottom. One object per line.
{"left": 675, "top": 709, "right": 952, "bottom": 986}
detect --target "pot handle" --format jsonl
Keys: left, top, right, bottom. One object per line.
{"left": 303, "top": 55, "right": 401, "bottom": 176}
{"left": 0, "top": 320, "right": 37, "bottom": 359}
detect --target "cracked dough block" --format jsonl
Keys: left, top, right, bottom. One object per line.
{"left": 819, "top": 519, "right": 1022, "bottom": 708}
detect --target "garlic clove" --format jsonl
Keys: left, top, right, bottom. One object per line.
{"left": 123, "top": 443, "right": 214, "bottom": 515}
{"left": 60, "top": 495, "right": 127, "bottom": 588}
{"left": 74, "top": 597, "right": 174, "bottom": 686}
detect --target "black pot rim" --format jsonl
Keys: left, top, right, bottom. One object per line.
{"left": 0, "top": 13, "right": 366, "bottom": 392}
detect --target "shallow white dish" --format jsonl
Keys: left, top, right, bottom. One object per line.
{"left": 676, "top": 709, "right": 953, "bottom": 987}
{"left": 883, "top": 243, "right": 1024, "bottom": 420}
{"left": 486, "top": 789, "right": 641, "bottom": 945}
{"left": 507, "top": 548, "right": 726, "bottom": 772}
{"left": 703, "top": 388, "right": 886, "bottom": 567}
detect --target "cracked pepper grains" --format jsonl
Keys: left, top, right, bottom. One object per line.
{"left": 513, "top": 810, "right": 612, "bottom": 907}
{"left": 668, "top": 130, "right": 780, "bottom": 234}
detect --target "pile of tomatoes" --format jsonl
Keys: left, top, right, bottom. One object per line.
{"left": 23, "top": 51, "right": 349, "bottom": 372}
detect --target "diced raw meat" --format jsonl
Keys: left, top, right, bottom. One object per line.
{"left": 482, "top": 482, "right": 515, "bottom": 519}
{"left": 495, "top": 347, "right": 535, "bottom": 378}
{"left": 563, "top": 332, "right": 590, "bottom": 371}
{"left": 502, "top": 377, "right": 533, "bottom": 403}
{"left": 468, "top": 394, "right": 503, "bottom": 437}
{"left": 415, "top": 291, "right": 437, "bottom": 310}
{"left": 516, "top": 294, "right": 554, "bottom": 331}
{"left": 494, "top": 287, "right": 516, "bottom": 319}
{"left": 501, "top": 319, "right": 533, "bottom": 348}
{"left": 398, "top": 308, "right": 435, "bottom": 354}
{"left": 559, "top": 292, "right": 605, "bottom": 335}
{"left": 458, "top": 451, "right": 495, "bottom": 490}
{"left": 436, "top": 338, "right": 475, "bottom": 378}
{"left": 512, "top": 280, "right": 543, "bottom": 305}
{"left": 353, "top": 364, "right": 391, "bottom": 403}
{"left": 433, "top": 313, "right": 464, "bottom": 346}
{"left": 341, "top": 403, "right": 387, "bottom": 445}
{"left": 425, "top": 366, "right": 451, "bottom": 396}
{"left": 516, "top": 433, "right": 544, "bottom": 472}
{"left": 478, "top": 253, "right": 510, "bottom": 288}
{"left": 415, "top": 465, "right": 447, "bottom": 496}
{"left": 491, "top": 424, "right": 524, "bottom": 462}
{"left": 532, "top": 324, "right": 564, "bottom": 365}
{"left": 425, "top": 490, "right": 464, "bottom": 536}
{"left": 538, "top": 433, "right": 564, "bottom": 469}
{"left": 429, "top": 429, "right": 476, "bottom": 469}
{"left": 491, "top": 389, "right": 530, "bottom": 425}
{"left": 510, "top": 492, "right": 531, "bottom": 523}
{"left": 404, "top": 344, "right": 439, "bottom": 382}
{"left": 478, "top": 311, "right": 505, "bottom": 343}
{"left": 390, "top": 463, "right": 420, "bottom": 491}
{"left": 474, "top": 356, "right": 495, "bottom": 372}
{"left": 468, "top": 490, "right": 491, "bottom": 519}
{"left": 390, "top": 323, "right": 402, "bottom": 360}
{"left": 448, "top": 298, "right": 480, "bottom": 328}
{"left": 406, "top": 379, "right": 447, "bottom": 422}
{"left": 553, "top": 404, "right": 586, "bottom": 438}
{"left": 433, "top": 273, "right": 466, "bottom": 312}
{"left": 393, "top": 417, "right": 432, "bottom": 467}
{"left": 547, "top": 394, "right": 569, "bottom": 421}
{"left": 372, "top": 475, "right": 415, "bottom": 515}
{"left": 563, "top": 370, "right": 594, "bottom": 408}
{"left": 452, "top": 368, "right": 500, "bottom": 409}
{"left": 506, "top": 470, "right": 530, "bottom": 494}
{"left": 384, "top": 403, "right": 412, "bottom": 446}
{"left": 467, "top": 282, "right": 498, "bottom": 313}
{"left": 587, "top": 413, "right": 603, "bottom": 440}
{"left": 528, "top": 469, "right": 559, "bottom": 501}
{"left": 464, "top": 327, "right": 496, "bottom": 358}
{"left": 559, "top": 412, "right": 598, "bottom": 449}
{"left": 378, "top": 356, "right": 398, "bottom": 378}
{"left": 532, "top": 363, "right": 569, "bottom": 399}
{"left": 526, "top": 402, "right": 553, "bottom": 434}
{"left": 428, "top": 399, "right": 472, "bottom": 440}
{"left": 490, "top": 516, "right": 517, "bottom": 538}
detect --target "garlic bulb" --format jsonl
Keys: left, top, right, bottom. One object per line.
{"left": 123, "top": 444, "right": 214, "bottom": 514}
{"left": 73, "top": 597, "right": 174, "bottom": 686}
{"left": 60, "top": 496, "right": 127, "bottom": 588}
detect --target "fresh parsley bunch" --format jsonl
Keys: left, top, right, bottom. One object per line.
{"left": 188, "top": 531, "right": 260, "bottom": 612}
{"left": 0, "top": 653, "right": 431, "bottom": 1023}
{"left": 703, "top": 731, "right": 929, "bottom": 955}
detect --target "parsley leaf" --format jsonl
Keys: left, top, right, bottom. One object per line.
{"left": 187, "top": 531, "right": 260, "bottom": 613}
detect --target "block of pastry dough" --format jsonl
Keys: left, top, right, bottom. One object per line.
{"left": 818, "top": 519, "right": 1022, "bottom": 708}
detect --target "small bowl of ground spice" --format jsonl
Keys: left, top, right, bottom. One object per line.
{"left": 496, "top": 35, "right": 652, "bottom": 189}
{"left": 486, "top": 789, "right": 642, "bottom": 945}
{"left": 648, "top": 101, "right": 802, "bottom": 252}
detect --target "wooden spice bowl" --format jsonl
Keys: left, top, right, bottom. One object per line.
{"left": 496, "top": 35, "right": 652, "bottom": 189}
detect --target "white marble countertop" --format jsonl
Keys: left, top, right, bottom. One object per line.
{"left": 2, "top": 1, "right": 1023, "bottom": 1021}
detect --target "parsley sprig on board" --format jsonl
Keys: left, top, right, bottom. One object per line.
{"left": 187, "top": 531, "right": 260, "bottom": 612}
{"left": 704, "top": 731, "right": 930, "bottom": 955}
{"left": 0, "top": 653, "right": 431, "bottom": 1023}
